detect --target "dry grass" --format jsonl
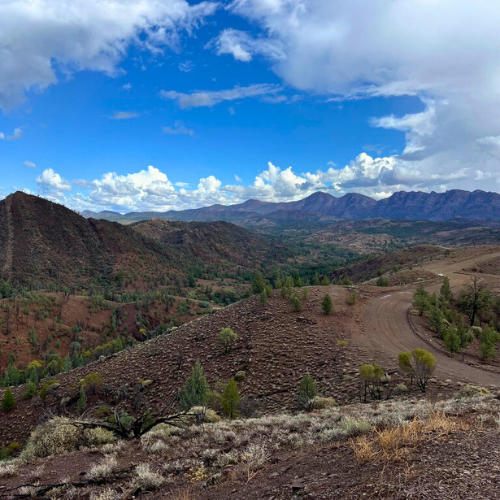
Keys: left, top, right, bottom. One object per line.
{"left": 350, "top": 411, "right": 469, "bottom": 463}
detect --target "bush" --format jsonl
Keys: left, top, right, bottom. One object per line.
{"left": 217, "top": 327, "right": 238, "bottom": 354}
{"left": 290, "top": 293, "right": 302, "bottom": 312}
{"left": 321, "top": 294, "right": 333, "bottom": 315}
{"left": 20, "top": 417, "right": 115, "bottom": 462}
{"left": 310, "top": 396, "right": 337, "bottom": 410}
{"left": 222, "top": 378, "right": 240, "bottom": 419}
{"left": 2, "top": 387, "right": 15, "bottom": 411}
{"left": 346, "top": 291, "right": 357, "bottom": 306}
{"left": 298, "top": 372, "right": 318, "bottom": 410}
{"left": 398, "top": 349, "right": 436, "bottom": 392}
{"left": 376, "top": 276, "right": 389, "bottom": 287}
{"left": 179, "top": 361, "right": 209, "bottom": 411}
{"left": 454, "top": 385, "right": 492, "bottom": 400}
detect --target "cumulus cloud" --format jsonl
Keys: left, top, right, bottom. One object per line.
{"left": 160, "top": 84, "right": 283, "bottom": 108}
{"left": 36, "top": 168, "right": 71, "bottom": 200}
{"left": 163, "top": 122, "right": 194, "bottom": 135}
{"left": 23, "top": 160, "right": 36, "bottom": 168}
{"left": 0, "top": 128, "right": 22, "bottom": 141}
{"left": 0, "top": 0, "right": 218, "bottom": 110}
{"left": 203, "top": 0, "right": 500, "bottom": 193}
{"left": 56, "top": 152, "right": 471, "bottom": 213}
{"left": 110, "top": 111, "right": 140, "bottom": 120}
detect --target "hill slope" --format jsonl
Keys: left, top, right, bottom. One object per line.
{"left": 0, "top": 192, "right": 280, "bottom": 290}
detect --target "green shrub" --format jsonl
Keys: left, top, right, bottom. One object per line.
{"left": 1, "top": 387, "right": 15, "bottom": 412}
{"left": 290, "top": 293, "right": 302, "bottom": 312}
{"left": 179, "top": 361, "right": 209, "bottom": 411}
{"left": 398, "top": 349, "right": 435, "bottom": 392}
{"left": 217, "top": 327, "right": 238, "bottom": 354}
{"left": 298, "top": 372, "right": 318, "bottom": 410}
{"left": 222, "top": 378, "right": 240, "bottom": 419}
{"left": 321, "top": 294, "right": 333, "bottom": 315}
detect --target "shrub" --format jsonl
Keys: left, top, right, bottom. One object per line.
{"left": 179, "top": 362, "right": 209, "bottom": 411}
{"left": 310, "top": 396, "right": 337, "bottom": 410}
{"left": 298, "top": 372, "right": 318, "bottom": 410}
{"left": 398, "top": 349, "right": 436, "bottom": 392}
{"left": 346, "top": 291, "right": 357, "bottom": 306}
{"left": 23, "top": 381, "right": 38, "bottom": 400}
{"left": 359, "top": 364, "right": 384, "bottom": 401}
{"left": 87, "top": 455, "right": 118, "bottom": 481}
{"left": 454, "top": 385, "right": 492, "bottom": 400}
{"left": 321, "top": 294, "right": 333, "bottom": 315}
{"left": 222, "top": 378, "right": 240, "bottom": 419}
{"left": 20, "top": 417, "right": 114, "bottom": 462}
{"left": 376, "top": 276, "right": 389, "bottom": 287}
{"left": 217, "top": 327, "right": 238, "bottom": 354}
{"left": 2, "top": 387, "right": 15, "bottom": 411}
{"left": 132, "top": 463, "right": 165, "bottom": 491}
{"left": 290, "top": 293, "right": 302, "bottom": 312}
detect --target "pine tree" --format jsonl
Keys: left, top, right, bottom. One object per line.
{"left": 298, "top": 372, "right": 318, "bottom": 410}
{"left": 179, "top": 361, "right": 209, "bottom": 411}
{"left": 440, "top": 276, "right": 452, "bottom": 303}
{"left": 1, "top": 387, "right": 15, "bottom": 411}
{"left": 443, "top": 325, "right": 461, "bottom": 354}
{"left": 77, "top": 384, "right": 87, "bottom": 412}
{"left": 290, "top": 293, "right": 302, "bottom": 312}
{"left": 322, "top": 294, "right": 333, "bottom": 315}
{"left": 413, "top": 285, "right": 430, "bottom": 316}
{"left": 222, "top": 378, "right": 240, "bottom": 419}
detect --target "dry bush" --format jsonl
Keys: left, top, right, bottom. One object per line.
{"left": 350, "top": 411, "right": 468, "bottom": 463}
{"left": 131, "top": 463, "right": 165, "bottom": 491}
{"left": 20, "top": 417, "right": 116, "bottom": 462}
{"left": 87, "top": 455, "right": 118, "bottom": 481}
{"left": 0, "top": 461, "right": 19, "bottom": 477}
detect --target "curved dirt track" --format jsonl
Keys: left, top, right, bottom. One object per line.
{"left": 355, "top": 290, "right": 500, "bottom": 387}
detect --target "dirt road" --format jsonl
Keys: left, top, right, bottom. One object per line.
{"left": 355, "top": 290, "right": 500, "bottom": 386}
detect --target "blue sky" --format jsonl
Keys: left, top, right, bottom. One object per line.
{"left": 1, "top": 0, "right": 500, "bottom": 212}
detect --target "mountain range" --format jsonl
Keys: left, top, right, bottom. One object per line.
{"left": 81, "top": 189, "right": 500, "bottom": 224}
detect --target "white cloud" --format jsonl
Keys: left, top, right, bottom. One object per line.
{"left": 163, "top": 122, "right": 194, "bottom": 135}
{"left": 208, "top": 0, "right": 500, "bottom": 193}
{"left": 0, "top": 0, "right": 218, "bottom": 110}
{"left": 36, "top": 168, "right": 71, "bottom": 200}
{"left": 0, "top": 128, "right": 22, "bottom": 141}
{"left": 208, "top": 28, "right": 284, "bottom": 62}
{"left": 178, "top": 61, "right": 193, "bottom": 72}
{"left": 54, "top": 154, "right": 481, "bottom": 213}
{"left": 24, "top": 160, "right": 36, "bottom": 168}
{"left": 122, "top": 83, "right": 132, "bottom": 91}
{"left": 110, "top": 111, "right": 140, "bottom": 120}
{"left": 160, "top": 83, "right": 283, "bottom": 108}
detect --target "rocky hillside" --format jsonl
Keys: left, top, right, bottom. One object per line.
{"left": 83, "top": 189, "right": 500, "bottom": 224}
{"left": 0, "top": 192, "right": 280, "bottom": 290}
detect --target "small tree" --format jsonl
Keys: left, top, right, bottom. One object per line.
{"left": 413, "top": 285, "right": 430, "bottom": 316}
{"left": 2, "top": 387, "right": 15, "bottom": 411}
{"left": 77, "top": 384, "right": 87, "bottom": 412}
{"left": 179, "top": 361, "right": 209, "bottom": 411}
{"left": 321, "top": 294, "right": 333, "bottom": 315}
{"left": 443, "top": 325, "right": 461, "bottom": 354}
{"left": 440, "top": 276, "right": 452, "bottom": 303}
{"left": 359, "top": 364, "right": 384, "bottom": 401}
{"left": 457, "top": 277, "right": 491, "bottom": 326}
{"left": 479, "top": 326, "right": 499, "bottom": 360}
{"left": 251, "top": 270, "right": 266, "bottom": 295}
{"left": 217, "top": 327, "right": 238, "bottom": 354}
{"left": 222, "top": 378, "right": 240, "bottom": 419}
{"left": 398, "top": 349, "right": 436, "bottom": 392}
{"left": 298, "top": 372, "right": 318, "bottom": 410}
{"left": 428, "top": 306, "right": 447, "bottom": 338}
{"left": 290, "top": 293, "right": 302, "bottom": 312}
